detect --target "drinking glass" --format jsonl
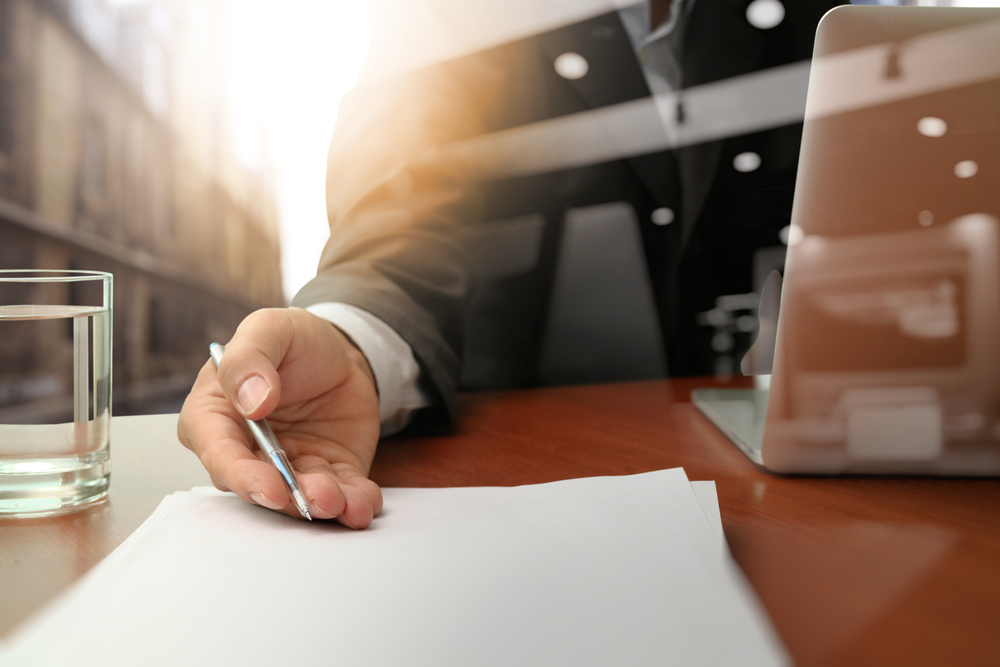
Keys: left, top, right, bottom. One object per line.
{"left": 0, "top": 270, "right": 113, "bottom": 515}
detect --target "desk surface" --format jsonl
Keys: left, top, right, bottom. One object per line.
{"left": 2, "top": 378, "right": 998, "bottom": 665}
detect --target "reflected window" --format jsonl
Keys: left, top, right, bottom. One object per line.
{"left": 82, "top": 118, "right": 105, "bottom": 199}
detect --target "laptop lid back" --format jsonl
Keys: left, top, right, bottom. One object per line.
{"left": 761, "top": 6, "right": 1000, "bottom": 474}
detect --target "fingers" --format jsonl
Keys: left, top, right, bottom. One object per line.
{"left": 177, "top": 362, "right": 382, "bottom": 526}
{"left": 178, "top": 360, "right": 291, "bottom": 510}
{"left": 293, "top": 457, "right": 384, "bottom": 528}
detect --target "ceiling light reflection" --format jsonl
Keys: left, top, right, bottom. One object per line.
{"left": 917, "top": 116, "right": 947, "bottom": 137}
{"left": 746, "top": 0, "right": 785, "bottom": 30}
{"left": 554, "top": 52, "right": 588, "bottom": 80}
{"left": 955, "top": 160, "right": 979, "bottom": 179}
{"left": 733, "top": 151, "right": 762, "bottom": 173}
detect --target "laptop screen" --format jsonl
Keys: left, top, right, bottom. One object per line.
{"left": 759, "top": 6, "right": 1000, "bottom": 472}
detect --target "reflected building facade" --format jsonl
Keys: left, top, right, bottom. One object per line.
{"left": 0, "top": 0, "right": 282, "bottom": 419}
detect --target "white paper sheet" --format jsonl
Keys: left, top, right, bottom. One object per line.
{"left": 5, "top": 469, "right": 785, "bottom": 666}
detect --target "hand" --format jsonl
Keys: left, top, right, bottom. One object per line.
{"left": 177, "top": 307, "right": 383, "bottom": 527}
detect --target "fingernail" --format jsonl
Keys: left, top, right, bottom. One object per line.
{"left": 310, "top": 499, "right": 337, "bottom": 520}
{"left": 250, "top": 492, "right": 283, "bottom": 510}
{"left": 238, "top": 375, "right": 271, "bottom": 415}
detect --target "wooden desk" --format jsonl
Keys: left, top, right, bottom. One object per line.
{"left": 2, "top": 378, "right": 998, "bottom": 665}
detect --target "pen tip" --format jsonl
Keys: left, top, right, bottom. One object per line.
{"left": 290, "top": 490, "right": 312, "bottom": 521}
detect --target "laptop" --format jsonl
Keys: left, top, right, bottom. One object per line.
{"left": 693, "top": 5, "right": 1000, "bottom": 475}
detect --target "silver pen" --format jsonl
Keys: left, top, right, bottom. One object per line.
{"left": 209, "top": 342, "right": 313, "bottom": 520}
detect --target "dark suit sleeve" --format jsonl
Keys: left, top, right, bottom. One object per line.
{"left": 291, "top": 59, "right": 496, "bottom": 422}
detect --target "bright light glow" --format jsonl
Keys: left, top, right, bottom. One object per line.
{"left": 226, "top": 1, "right": 372, "bottom": 302}
{"left": 746, "top": 0, "right": 785, "bottom": 30}
{"left": 733, "top": 151, "right": 761, "bottom": 173}
{"left": 554, "top": 52, "right": 588, "bottom": 80}
{"left": 917, "top": 116, "right": 947, "bottom": 137}
{"left": 954, "top": 160, "right": 979, "bottom": 179}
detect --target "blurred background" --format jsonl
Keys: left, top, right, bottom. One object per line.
{"left": 0, "top": 0, "right": 996, "bottom": 421}
{"left": 0, "top": 0, "right": 371, "bottom": 417}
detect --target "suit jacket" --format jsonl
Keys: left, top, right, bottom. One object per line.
{"left": 292, "top": 0, "right": 845, "bottom": 424}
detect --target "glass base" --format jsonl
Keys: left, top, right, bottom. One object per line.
{"left": 0, "top": 450, "right": 111, "bottom": 516}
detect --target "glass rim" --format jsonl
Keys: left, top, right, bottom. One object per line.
{"left": 0, "top": 269, "right": 112, "bottom": 283}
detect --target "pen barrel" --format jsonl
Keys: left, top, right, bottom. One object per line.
{"left": 245, "top": 417, "right": 280, "bottom": 457}
{"left": 246, "top": 417, "right": 302, "bottom": 493}
{"left": 209, "top": 343, "right": 225, "bottom": 368}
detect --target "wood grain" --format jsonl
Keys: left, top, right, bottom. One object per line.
{"left": 2, "top": 380, "right": 998, "bottom": 666}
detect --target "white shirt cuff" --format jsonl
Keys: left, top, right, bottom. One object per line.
{"left": 305, "top": 302, "right": 432, "bottom": 436}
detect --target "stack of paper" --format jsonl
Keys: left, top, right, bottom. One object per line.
{"left": 4, "top": 468, "right": 787, "bottom": 666}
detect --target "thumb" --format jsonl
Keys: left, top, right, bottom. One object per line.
{"left": 213, "top": 310, "right": 292, "bottom": 420}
